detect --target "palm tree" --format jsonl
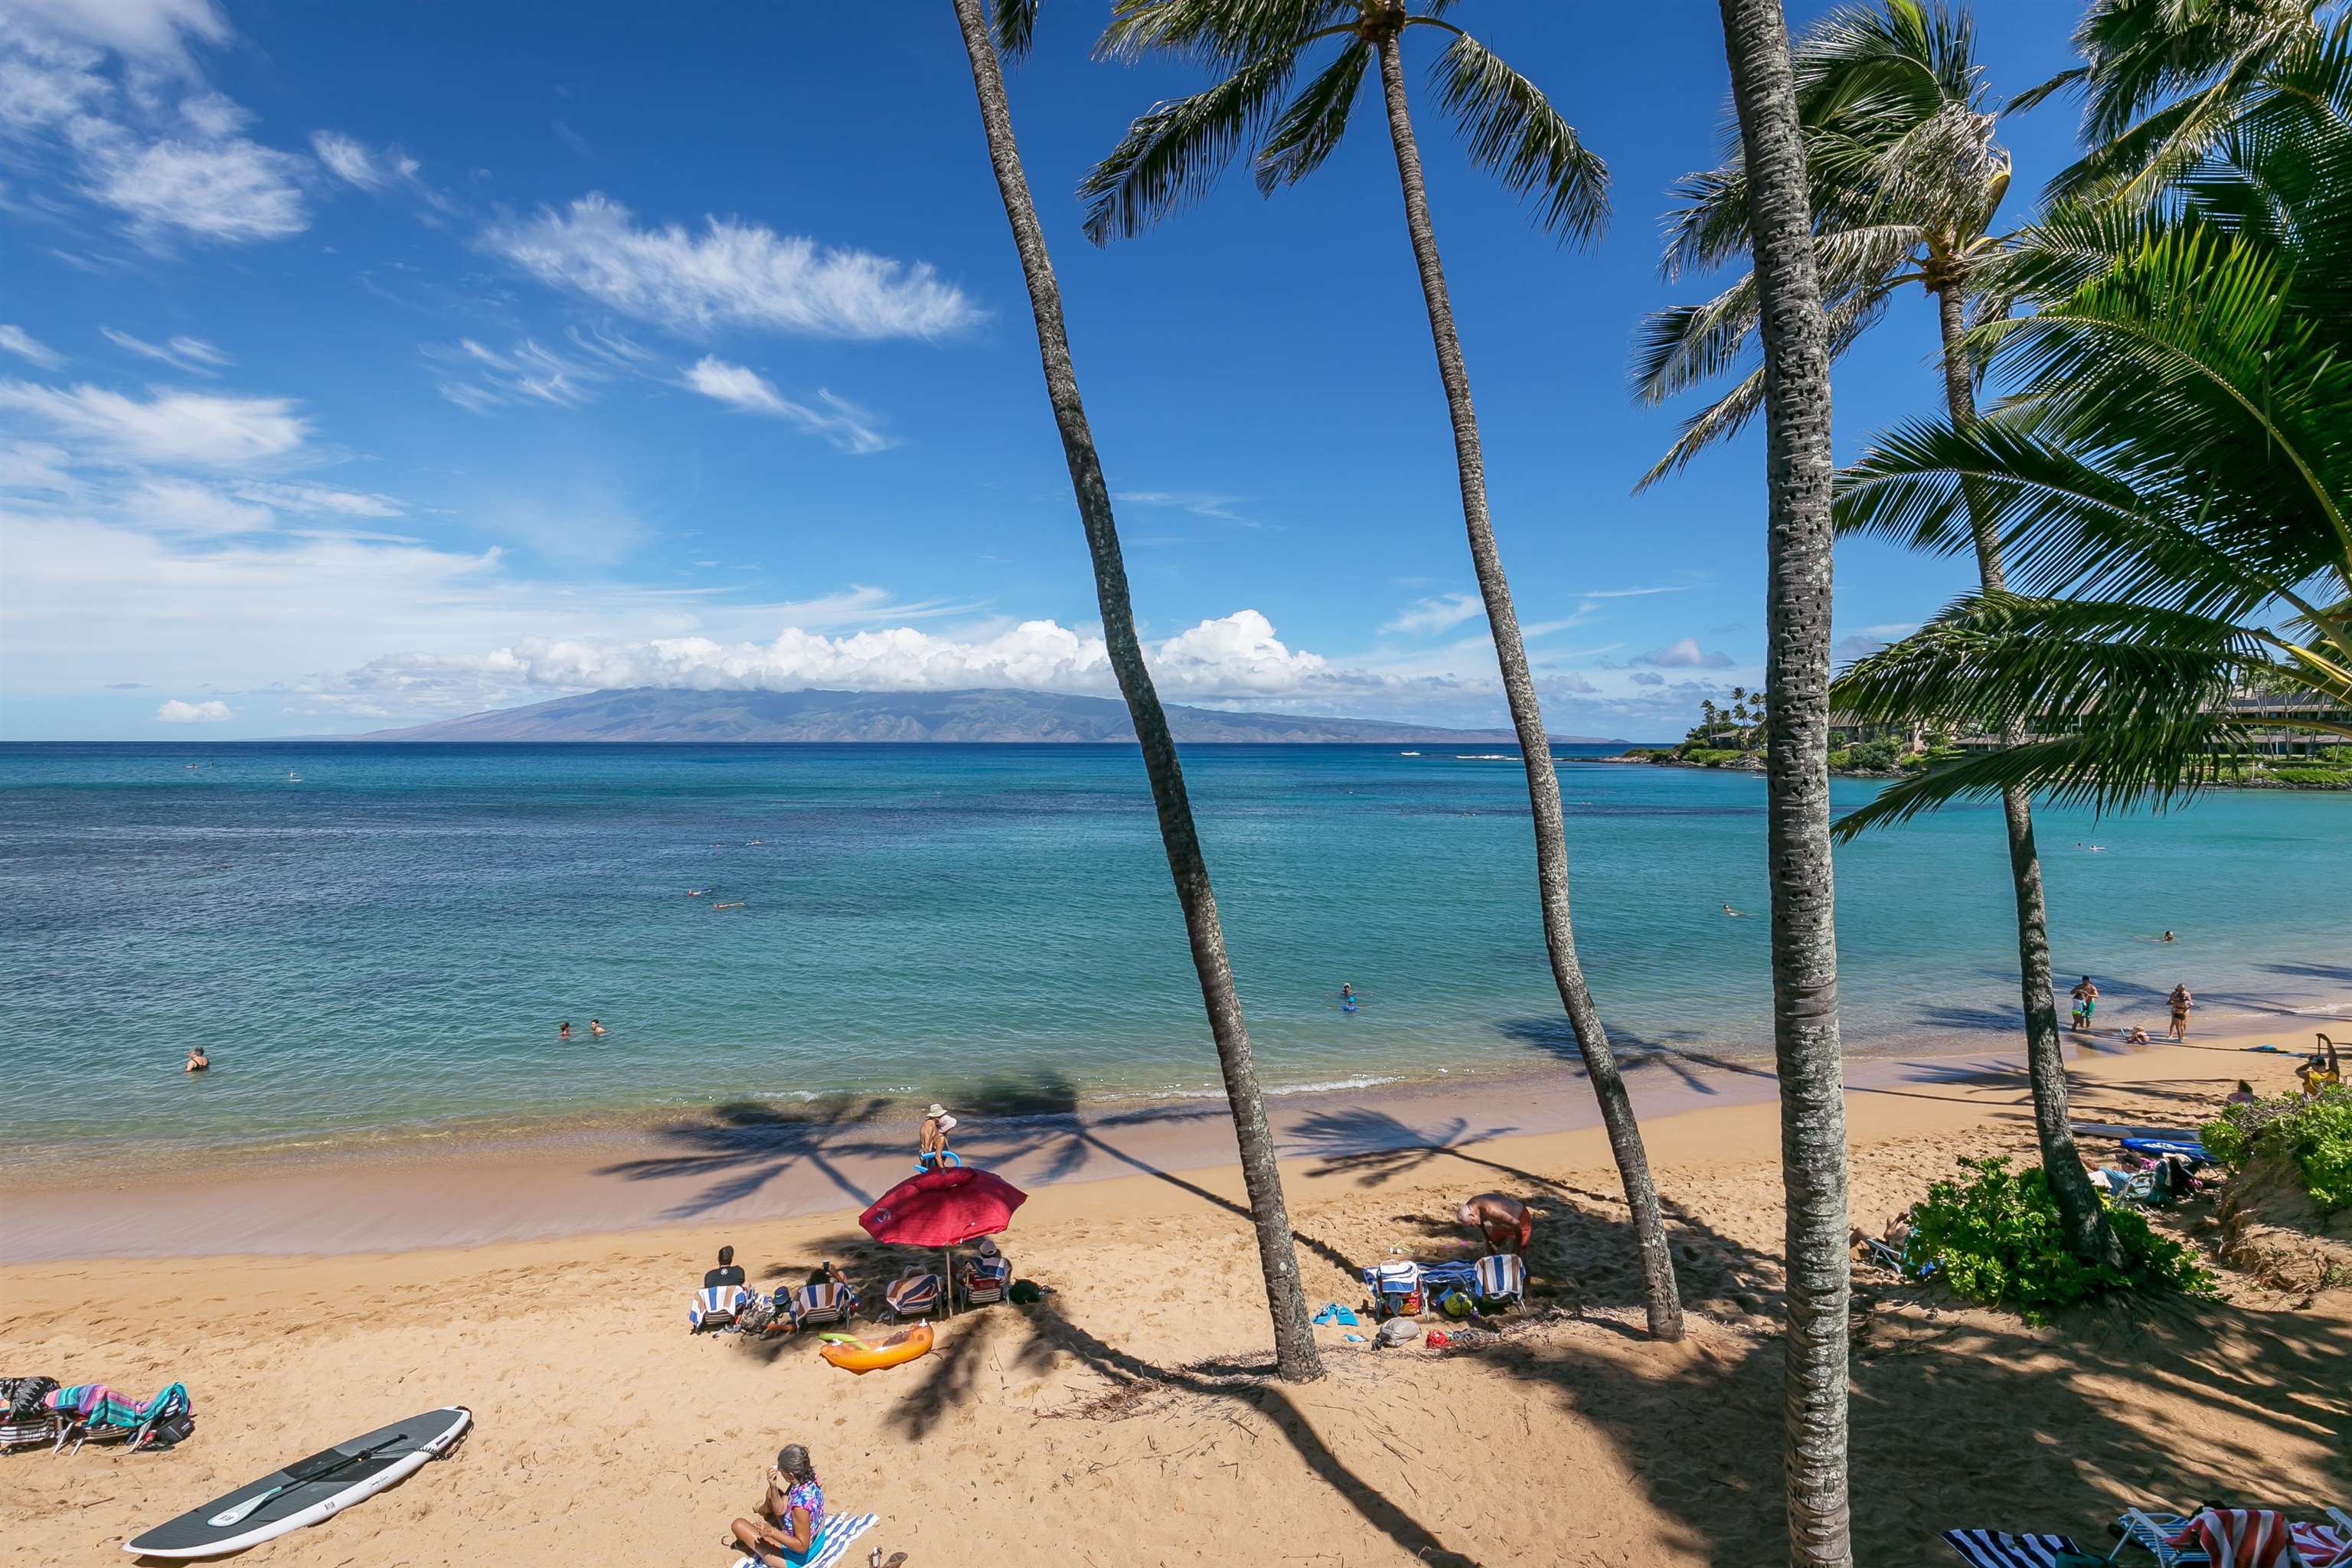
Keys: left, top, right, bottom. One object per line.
{"left": 1710, "top": 0, "right": 1852, "bottom": 1563}
{"left": 2016, "top": 0, "right": 2337, "bottom": 208}
{"left": 1831, "top": 31, "right": 2352, "bottom": 829}
{"left": 1632, "top": 1, "right": 2120, "bottom": 1269}
{"left": 944, "top": 0, "right": 1322, "bottom": 1382}
{"left": 1079, "top": 0, "right": 1685, "bottom": 1338}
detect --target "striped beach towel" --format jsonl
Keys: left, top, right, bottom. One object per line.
{"left": 2168, "top": 1510, "right": 2340, "bottom": 1568}
{"left": 1473, "top": 1253, "right": 1527, "bottom": 1302}
{"left": 731, "top": 1511, "right": 878, "bottom": 1568}
{"left": 691, "top": 1285, "right": 750, "bottom": 1331}
{"left": 1940, "top": 1530, "right": 2084, "bottom": 1568}
{"left": 46, "top": 1382, "right": 189, "bottom": 1449}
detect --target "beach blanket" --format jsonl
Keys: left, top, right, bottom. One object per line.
{"left": 730, "top": 1511, "right": 878, "bottom": 1568}
{"left": 2165, "top": 1509, "right": 2318, "bottom": 1568}
{"left": 45, "top": 1382, "right": 189, "bottom": 1447}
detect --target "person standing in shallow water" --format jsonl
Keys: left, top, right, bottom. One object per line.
{"left": 2168, "top": 985, "right": 2193, "bottom": 1041}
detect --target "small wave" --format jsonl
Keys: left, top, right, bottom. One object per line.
{"left": 1454, "top": 753, "right": 1514, "bottom": 761}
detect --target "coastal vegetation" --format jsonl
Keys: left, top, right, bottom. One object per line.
{"left": 1080, "top": 0, "right": 1685, "bottom": 1342}
{"left": 2203, "top": 1087, "right": 2352, "bottom": 1214}
{"left": 947, "top": 0, "right": 1323, "bottom": 1381}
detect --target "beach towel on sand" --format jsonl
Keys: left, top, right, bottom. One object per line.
{"left": 45, "top": 1382, "right": 191, "bottom": 1448}
{"left": 2167, "top": 1509, "right": 2342, "bottom": 1568}
{"left": 1939, "top": 1530, "right": 2089, "bottom": 1568}
{"left": 731, "top": 1511, "right": 877, "bottom": 1568}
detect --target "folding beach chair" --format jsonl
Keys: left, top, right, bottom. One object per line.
{"left": 959, "top": 1256, "right": 1011, "bottom": 1310}
{"left": 690, "top": 1284, "right": 750, "bottom": 1333}
{"left": 1473, "top": 1253, "right": 1527, "bottom": 1311}
{"left": 883, "top": 1271, "right": 943, "bottom": 1323}
{"left": 2152, "top": 1509, "right": 2324, "bottom": 1568}
{"left": 731, "top": 1511, "right": 879, "bottom": 1568}
{"left": 0, "top": 1414, "right": 62, "bottom": 1454}
{"left": 2109, "top": 1510, "right": 2210, "bottom": 1567}
{"left": 793, "top": 1280, "right": 858, "bottom": 1331}
{"left": 1942, "top": 1529, "right": 2091, "bottom": 1568}
{"left": 1361, "top": 1260, "right": 1422, "bottom": 1319}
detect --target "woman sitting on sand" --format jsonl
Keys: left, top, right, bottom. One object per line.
{"left": 732, "top": 1444, "right": 824, "bottom": 1567}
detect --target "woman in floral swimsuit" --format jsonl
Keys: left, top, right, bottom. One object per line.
{"left": 732, "top": 1444, "right": 825, "bottom": 1566}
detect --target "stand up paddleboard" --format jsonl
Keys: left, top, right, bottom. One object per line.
{"left": 126, "top": 1406, "right": 470, "bottom": 1559}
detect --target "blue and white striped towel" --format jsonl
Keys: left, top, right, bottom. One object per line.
{"left": 1940, "top": 1529, "right": 2084, "bottom": 1568}
{"left": 731, "top": 1511, "right": 880, "bottom": 1568}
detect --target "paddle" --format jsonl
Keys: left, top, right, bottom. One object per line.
{"left": 206, "top": 1432, "right": 410, "bottom": 1528}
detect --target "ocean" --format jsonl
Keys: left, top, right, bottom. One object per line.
{"left": 2, "top": 742, "right": 2344, "bottom": 1169}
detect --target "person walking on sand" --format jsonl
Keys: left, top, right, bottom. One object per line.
{"left": 2167, "top": 985, "right": 2194, "bottom": 1041}
{"left": 918, "top": 1104, "right": 954, "bottom": 1170}
{"left": 2069, "top": 977, "right": 2099, "bottom": 1033}
{"left": 730, "top": 1444, "right": 824, "bottom": 1568}
{"left": 1458, "top": 1193, "right": 1532, "bottom": 1257}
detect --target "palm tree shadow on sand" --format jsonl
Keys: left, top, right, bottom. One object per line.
{"left": 591, "top": 1096, "right": 899, "bottom": 1220}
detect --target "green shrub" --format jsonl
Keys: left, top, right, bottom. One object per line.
{"left": 2200, "top": 1086, "right": 2352, "bottom": 1210}
{"left": 1684, "top": 747, "right": 1746, "bottom": 766}
{"left": 2266, "top": 766, "right": 2352, "bottom": 788}
{"left": 1847, "top": 737, "right": 1903, "bottom": 770}
{"left": 1826, "top": 748, "right": 1853, "bottom": 770}
{"left": 1904, "top": 1155, "right": 2216, "bottom": 1323}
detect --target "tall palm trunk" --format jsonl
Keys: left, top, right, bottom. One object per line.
{"left": 947, "top": 0, "right": 1322, "bottom": 1383}
{"left": 1715, "top": 2, "right": 1851, "bottom": 1563}
{"left": 1931, "top": 284, "right": 2125, "bottom": 1270}
{"left": 1371, "top": 27, "right": 1683, "bottom": 1341}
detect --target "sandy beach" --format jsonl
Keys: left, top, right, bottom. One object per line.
{"left": 3, "top": 1017, "right": 2345, "bottom": 1567}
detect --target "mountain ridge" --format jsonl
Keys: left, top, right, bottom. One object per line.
{"left": 345, "top": 688, "right": 1630, "bottom": 745}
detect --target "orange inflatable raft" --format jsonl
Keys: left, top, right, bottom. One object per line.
{"left": 817, "top": 1322, "right": 934, "bottom": 1374}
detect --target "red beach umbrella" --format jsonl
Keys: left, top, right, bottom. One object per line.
{"left": 858, "top": 1166, "right": 1026, "bottom": 1249}
{"left": 858, "top": 1167, "right": 1027, "bottom": 1318}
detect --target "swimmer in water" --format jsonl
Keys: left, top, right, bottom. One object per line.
{"left": 185, "top": 1046, "right": 208, "bottom": 1073}
{"left": 1723, "top": 903, "right": 1743, "bottom": 917}
{"left": 2162, "top": 929, "right": 2175, "bottom": 942}
{"left": 1341, "top": 984, "right": 1355, "bottom": 1006}
{"left": 559, "top": 1021, "right": 572, "bottom": 1041}
{"left": 590, "top": 1018, "right": 607, "bottom": 1037}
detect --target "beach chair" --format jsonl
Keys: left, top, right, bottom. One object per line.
{"left": 1362, "top": 1260, "right": 1423, "bottom": 1319}
{"left": 0, "top": 1413, "right": 61, "bottom": 1453}
{"left": 2121, "top": 1138, "right": 2210, "bottom": 1168}
{"left": 730, "top": 1510, "right": 879, "bottom": 1568}
{"left": 793, "top": 1281, "right": 858, "bottom": 1331}
{"left": 959, "top": 1256, "right": 1011, "bottom": 1310}
{"left": 2148, "top": 1509, "right": 2323, "bottom": 1568}
{"left": 690, "top": 1284, "right": 750, "bottom": 1333}
{"left": 1942, "top": 1529, "right": 2090, "bottom": 1568}
{"left": 1474, "top": 1253, "right": 1527, "bottom": 1311}
{"left": 2109, "top": 1510, "right": 2209, "bottom": 1567}
{"left": 883, "top": 1272, "right": 943, "bottom": 1323}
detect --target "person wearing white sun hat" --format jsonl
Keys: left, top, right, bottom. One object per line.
{"left": 918, "top": 1103, "right": 956, "bottom": 1170}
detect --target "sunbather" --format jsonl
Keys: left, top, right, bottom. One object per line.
{"left": 705, "top": 1245, "right": 746, "bottom": 1290}
{"left": 732, "top": 1444, "right": 824, "bottom": 1568}
{"left": 1458, "top": 1192, "right": 1531, "bottom": 1256}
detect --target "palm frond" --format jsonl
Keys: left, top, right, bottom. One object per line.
{"left": 992, "top": 0, "right": 1039, "bottom": 58}
{"left": 2007, "top": 64, "right": 2088, "bottom": 116}
{"left": 1657, "top": 163, "right": 1754, "bottom": 281}
{"left": 1096, "top": 0, "right": 1348, "bottom": 68}
{"left": 1828, "top": 730, "right": 2252, "bottom": 837}
{"left": 1254, "top": 38, "right": 1370, "bottom": 193}
{"left": 1426, "top": 28, "right": 1609, "bottom": 246}
{"left": 1080, "top": 47, "right": 1302, "bottom": 243}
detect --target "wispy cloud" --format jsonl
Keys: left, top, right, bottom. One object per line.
{"left": 1115, "top": 491, "right": 1254, "bottom": 525}
{"left": 1633, "top": 636, "right": 1734, "bottom": 671}
{"left": 482, "top": 194, "right": 979, "bottom": 340}
{"left": 156, "top": 697, "right": 233, "bottom": 722}
{"left": 0, "top": 380, "right": 307, "bottom": 465}
{"left": 100, "top": 325, "right": 230, "bottom": 374}
{"left": 1383, "top": 591, "right": 1485, "bottom": 636}
{"left": 682, "top": 357, "right": 889, "bottom": 454}
{"left": 0, "top": 325, "right": 65, "bottom": 368}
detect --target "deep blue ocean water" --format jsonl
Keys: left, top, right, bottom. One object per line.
{"left": 2, "top": 742, "right": 2344, "bottom": 1165}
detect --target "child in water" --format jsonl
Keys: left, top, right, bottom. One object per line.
{"left": 185, "top": 1046, "right": 208, "bottom": 1073}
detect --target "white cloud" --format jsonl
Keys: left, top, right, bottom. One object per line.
{"left": 309, "top": 129, "right": 384, "bottom": 188}
{"left": 483, "top": 194, "right": 978, "bottom": 340}
{"left": 682, "top": 357, "right": 888, "bottom": 454}
{"left": 230, "top": 479, "right": 402, "bottom": 518}
{"left": 1634, "top": 636, "right": 1735, "bottom": 671}
{"left": 425, "top": 334, "right": 617, "bottom": 412}
{"left": 1384, "top": 591, "right": 1486, "bottom": 637}
{"left": 0, "top": 380, "right": 306, "bottom": 464}
{"left": 0, "top": 439, "right": 76, "bottom": 492}
{"left": 0, "top": 325, "right": 65, "bottom": 368}
{"left": 155, "top": 697, "right": 232, "bottom": 722}
{"left": 1115, "top": 491, "right": 1252, "bottom": 524}
{"left": 3, "top": 0, "right": 227, "bottom": 63}
{"left": 100, "top": 325, "right": 229, "bottom": 373}
{"left": 74, "top": 126, "right": 309, "bottom": 242}
{"left": 127, "top": 476, "right": 270, "bottom": 534}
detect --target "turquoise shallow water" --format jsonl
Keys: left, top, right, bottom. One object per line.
{"left": 1, "top": 742, "right": 2344, "bottom": 1165}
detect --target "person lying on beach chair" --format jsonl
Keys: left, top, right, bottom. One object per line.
{"left": 959, "top": 1240, "right": 1011, "bottom": 1308}
{"left": 882, "top": 1269, "right": 942, "bottom": 1323}
{"left": 1458, "top": 1193, "right": 1532, "bottom": 1256}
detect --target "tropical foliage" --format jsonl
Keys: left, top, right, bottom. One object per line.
{"left": 1903, "top": 1155, "right": 2217, "bottom": 1322}
{"left": 2202, "top": 1086, "right": 2352, "bottom": 1211}
{"left": 1828, "top": 15, "right": 2352, "bottom": 835}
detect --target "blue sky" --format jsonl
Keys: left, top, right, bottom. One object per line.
{"left": 1, "top": 0, "right": 2091, "bottom": 740}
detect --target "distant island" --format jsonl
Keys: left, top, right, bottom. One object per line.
{"left": 347, "top": 688, "right": 1633, "bottom": 746}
